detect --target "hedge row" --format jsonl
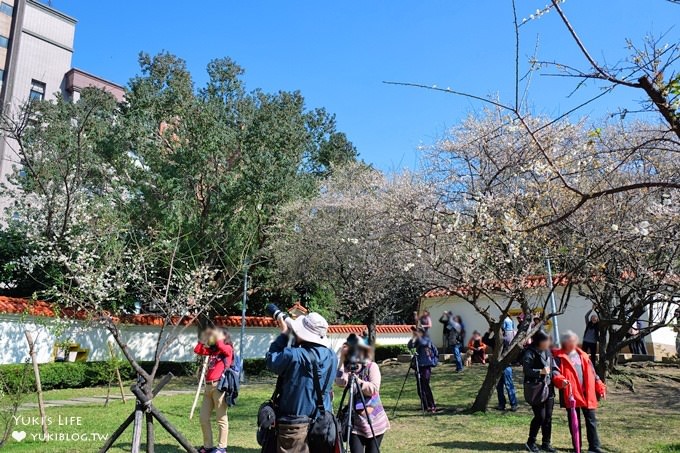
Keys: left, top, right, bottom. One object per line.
{"left": 374, "top": 344, "right": 410, "bottom": 362}
{"left": 0, "top": 358, "right": 274, "bottom": 394}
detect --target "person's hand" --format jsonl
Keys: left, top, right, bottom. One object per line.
{"left": 278, "top": 317, "right": 289, "bottom": 335}
{"left": 339, "top": 344, "right": 349, "bottom": 362}
{"left": 540, "top": 367, "right": 550, "bottom": 376}
{"left": 562, "top": 380, "right": 570, "bottom": 389}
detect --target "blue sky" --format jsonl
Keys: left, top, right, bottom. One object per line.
{"left": 57, "top": 0, "right": 678, "bottom": 170}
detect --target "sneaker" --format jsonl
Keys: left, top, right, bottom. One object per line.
{"left": 587, "top": 449, "right": 604, "bottom": 453}
{"left": 211, "top": 449, "right": 227, "bottom": 453}
{"left": 540, "top": 443, "right": 556, "bottom": 452}
{"left": 493, "top": 405, "right": 506, "bottom": 411}
{"left": 510, "top": 404, "right": 519, "bottom": 412}
{"left": 525, "top": 442, "right": 540, "bottom": 452}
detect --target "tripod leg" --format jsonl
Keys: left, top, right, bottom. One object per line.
{"left": 391, "top": 360, "right": 413, "bottom": 418}
{"left": 336, "top": 383, "right": 351, "bottom": 453}
{"left": 354, "top": 381, "right": 380, "bottom": 453}
{"left": 412, "top": 358, "right": 426, "bottom": 414}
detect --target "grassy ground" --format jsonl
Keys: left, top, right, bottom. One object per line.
{"left": 3, "top": 362, "right": 679, "bottom": 452}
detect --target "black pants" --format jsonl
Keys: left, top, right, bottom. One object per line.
{"left": 582, "top": 341, "right": 597, "bottom": 365}
{"left": 349, "top": 433, "right": 383, "bottom": 453}
{"left": 567, "top": 407, "right": 601, "bottom": 451}
{"left": 417, "top": 366, "right": 436, "bottom": 410}
{"left": 528, "top": 397, "right": 554, "bottom": 445}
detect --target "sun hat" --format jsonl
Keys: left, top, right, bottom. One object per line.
{"left": 291, "top": 312, "right": 330, "bottom": 347}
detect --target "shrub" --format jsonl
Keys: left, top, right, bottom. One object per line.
{"left": 374, "top": 344, "right": 410, "bottom": 362}
{"left": 0, "top": 358, "right": 273, "bottom": 391}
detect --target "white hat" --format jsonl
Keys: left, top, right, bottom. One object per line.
{"left": 291, "top": 313, "right": 330, "bottom": 347}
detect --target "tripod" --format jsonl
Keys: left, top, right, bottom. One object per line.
{"left": 392, "top": 352, "right": 426, "bottom": 417}
{"left": 337, "top": 368, "right": 380, "bottom": 453}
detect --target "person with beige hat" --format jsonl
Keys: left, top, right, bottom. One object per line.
{"left": 266, "top": 311, "right": 338, "bottom": 453}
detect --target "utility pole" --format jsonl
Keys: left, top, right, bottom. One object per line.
{"left": 239, "top": 258, "right": 250, "bottom": 383}
{"left": 545, "top": 255, "right": 561, "bottom": 346}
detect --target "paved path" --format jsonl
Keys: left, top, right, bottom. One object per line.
{"left": 20, "top": 389, "right": 194, "bottom": 410}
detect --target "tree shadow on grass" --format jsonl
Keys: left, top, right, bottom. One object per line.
{"left": 430, "top": 440, "right": 526, "bottom": 451}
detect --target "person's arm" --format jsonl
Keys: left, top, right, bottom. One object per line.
{"left": 585, "top": 309, "right": 593, "bottom": 325}
{"left": 467, "top": 339, "right": 475, "bottom": 350}
{"left": 214, "top": 340, "right": 233, "bottom": 367}
{"left": 266, "top": 334, "right": 295, "bottom": 376}
{"left": 550, "top": 357, "right": 569, "bottom": 389}
{"left": 194, "top": 342, "right": 212, "bottom": 356}
{"left": 589, "top": 359, "right": 607, "bottom": 397}
{"left": 522, "top": 350, "right": 542, "bottom": 379}
{"left": 335, "top": 364, "right": 350, "bottom": 388}
{"left": 357, "top": 361, "right": 381, "bottom": 397}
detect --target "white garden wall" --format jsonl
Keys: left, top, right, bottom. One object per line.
{"left": 0, "top": 315, "right": 413, "bottom": 365}
{"left": 420, "top": 288, "right": 679, "bottom": 356}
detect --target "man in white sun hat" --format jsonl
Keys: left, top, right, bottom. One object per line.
{"left": 266, "top": 311, "right": 338, "bottom": 453}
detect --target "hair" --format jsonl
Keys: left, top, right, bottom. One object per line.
{"left": 220, "top": 328, "right": 233, "bottom": 346}
{"left": 531, "top": 329, "right": 550, "bottom": 346}
{"left": 454, "top": 315, "right": 462, "bottom": 322}
{"left": 561, "top": 330, "right": 579, "bottom": 344}
{"left": 472, "top": 330, "right": 481, "bottom": 336}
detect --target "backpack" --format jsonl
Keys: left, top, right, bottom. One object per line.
{"left": 304, "top": 348, "right": 340, "bottom": 452}
{"left": 217, "top": 353, "right": 241, "bottom": 406}
{"left": 428, "top": 339, "right": 440, "bottom": 367}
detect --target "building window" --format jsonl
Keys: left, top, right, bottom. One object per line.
{"left": 0, "top": 35, "right": 8, "bottom": 48}
{"left": 29, "top": 80, "right": 46, "bottom": 101}
{"left": 0, "top": 2, "right": 13, "bottom": 16}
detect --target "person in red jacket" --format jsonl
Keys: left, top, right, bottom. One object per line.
{"left": 552, "top": 330, "right": 607, "bottom": 453}
{"left": 194, "top": 327, "right": 234, "bottom": 453}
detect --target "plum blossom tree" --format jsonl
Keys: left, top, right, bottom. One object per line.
{"left": 270, "top": 163, "right": 433, "bottom": 343}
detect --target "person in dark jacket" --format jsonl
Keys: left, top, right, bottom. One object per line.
{"left": 522, "top": 329, "right": 559, "bottom": 453}
{"left": 194, "top": 327, "right": 234, "bottom": 453}
{"left": 266, "top": 312, "right": 338, "bottom": 453}
{"left": 407, "top": 327, "right": 437, "bottom": 413}
{"left": 582, "top": 308, "right": 600, "bottom": 365}
{"left": 439, "top": 311, "right": 452, "bottom": 350}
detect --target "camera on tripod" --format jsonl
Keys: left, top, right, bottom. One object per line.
{"left": 344, "top": 333, "right": 368, "bottom": 373}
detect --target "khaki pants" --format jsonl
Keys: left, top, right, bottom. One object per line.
{"left": 199, "top": 382, "right": 228, "bottom": 449}
{"left": 277, "top": 422, "right": 309, "bottom": 453}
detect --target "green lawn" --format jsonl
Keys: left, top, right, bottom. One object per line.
{"left": 4, "top": 362, "right": 680, "bottom": 452}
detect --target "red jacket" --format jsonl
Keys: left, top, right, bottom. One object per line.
{"left": 194, "top": 340, "right": 233, "bottom": 382}
{"left": 551, "top": 347, "right": 606, "bottom": 409}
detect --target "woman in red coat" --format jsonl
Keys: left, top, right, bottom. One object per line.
{"left": 552, "top": 330, "right": 607, "bottom": 453}
{"left": 194, "top": 327, "right": 234, "bottom": 453}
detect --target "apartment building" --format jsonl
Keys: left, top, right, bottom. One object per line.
{"left": 0, "top": 0, "right": 123, "bottom": 215}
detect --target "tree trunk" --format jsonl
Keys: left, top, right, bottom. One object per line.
{"left": 366, "top": 311, "right": 377, "bottom": 346}
{"left": 24, "top": 331, "right": 48, "bottom": 439}
{"left": 470, "top": 360, "right": 503, "bottom": 412}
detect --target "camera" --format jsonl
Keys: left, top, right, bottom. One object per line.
{"left": 265, "top": 303, "right": 288, "bottom": 322}
{"left": 344, "top": 333, "right": 367, "bottom": 372}
{"left": 265, "top": 303, "right": 295, "bottom": 334}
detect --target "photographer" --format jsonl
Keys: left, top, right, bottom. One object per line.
{"left": 265, "top": 312, "right": 337, "bottom": 453}
{"left": 335, "top": 335, "right": 390, "bottom": 453}
{"left": 194, "top": 327, "right": 234, "bottom": 453}
{"left": 407, "top": 327, "right": 437, "bottom": 413}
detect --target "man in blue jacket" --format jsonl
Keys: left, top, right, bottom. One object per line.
{"left": 266, "top": 312, "right": 337, "bottom": 453}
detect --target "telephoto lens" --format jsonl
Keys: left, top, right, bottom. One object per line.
{"left": 265, "top": 303, "right": 288, "bottom": 322}
{"left": 265, "top": 303, "right": 295, "bottom": 333}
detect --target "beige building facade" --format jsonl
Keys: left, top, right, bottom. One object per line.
{"left": 0, "top": 0, "right": 123, "bottom": 217}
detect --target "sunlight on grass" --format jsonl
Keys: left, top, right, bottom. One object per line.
{"left": 4, "top": 364, "right": 679, "bottom": 452}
